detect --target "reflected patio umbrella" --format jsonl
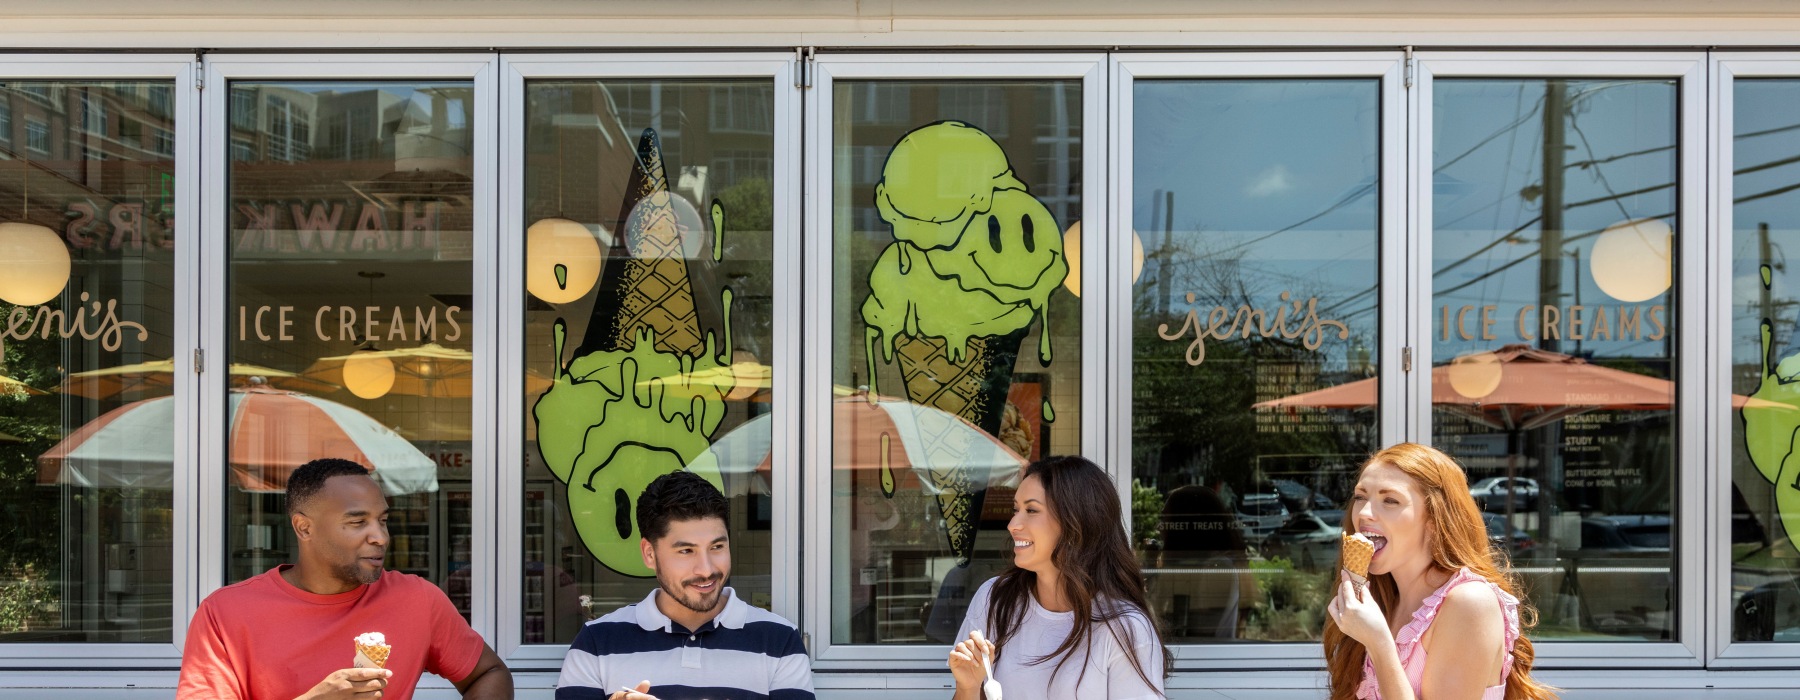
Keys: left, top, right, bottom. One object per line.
{"left": 1, "top": 374, "right": 48, "bottom": 397}
{"left": 58, "top": 358, "right": 338, "bottom": 399}
{"left": 306, "top": 343, "right": 552, "bottom": 398}
{"left": 36, "top": 386, "right": 437, "bottom": 495}
{"left": 1253, "top": 343, "right": 1782, "bottom": 423}
{"left": 692, "top": 392, "right": 1026, "bottom": 498}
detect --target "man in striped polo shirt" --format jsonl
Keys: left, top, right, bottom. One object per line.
{"left": 556, "top": 471, "right": 814, "bottom": 700}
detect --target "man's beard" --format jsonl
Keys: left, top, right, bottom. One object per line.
{"left": 335, "top": 558, "right": 383, "bottom": 586}
{"left": 659, "top": 574, "right": 725, "bottom": 614}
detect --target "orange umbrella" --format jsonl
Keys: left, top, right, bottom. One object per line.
{"left": 58, "top": 358, "right": 338, "bottom": 399}
{"left": 306, "top": 343, "right": 552, "bottom": 398}
{"left": 1254, "top": 343, "right": 1781, "bottom": 430}
{"left": 1, "top": 374, "right": 47, "bottom": 397}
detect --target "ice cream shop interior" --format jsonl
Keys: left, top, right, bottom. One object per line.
{"left": 6, "top": 1, "right": 1800, "bottom": 698}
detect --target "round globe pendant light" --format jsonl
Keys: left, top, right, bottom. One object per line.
{"left": 525, "top": 218, "right": 606, "bottom": 304}
{"left": 0, "top": 221, "right": 71, "bottom": 306}
{"left": 1060, "top": 220, "right": 1145, "bottom": 297}
{"left": 1590, "top": 218, "right": 1673, "bottom": 303}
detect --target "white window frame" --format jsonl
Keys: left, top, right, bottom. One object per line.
{"left": 494, "top": 52, "right": 802, "bottom": 669}
{"left": 0, "top": 53, "right": 199, "bottom": 672}
{"left": 1109, "top": 51, "right": 1408, "bottom": 671}
{"left": 802, "top": 52, "right": 1107, "bottom": 673}
{"left": 1707, "top": 51, "right": 1800, "bottom": 669}
{"left": 196, "top": 56, "right": 500, "bottom": 691}
{"left": 1413, "top": 51, "right": 1709, "bottom": 669}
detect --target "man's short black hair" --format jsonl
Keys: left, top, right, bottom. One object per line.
{"left": 636, "top": 470, "right": 729, "bottom": 543}
{"left": 287, "top": 458, "right": 374, "bottom": 515}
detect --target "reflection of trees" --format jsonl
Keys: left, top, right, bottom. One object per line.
{"left": 1132, "top": 237, "right": 1372, "bottom": 502}
{"left": 0, "top": 303, "right": 63, "bottom": 632}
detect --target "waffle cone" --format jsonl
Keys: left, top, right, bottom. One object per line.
{"left": 1341, "top": 532, "right": 1375, "bottom": 582}
{"left": 353, "top": 643, "right": 390, "bottom": 669}
{"left": 891, "top": 329, "right": 1028, "bottom": 566}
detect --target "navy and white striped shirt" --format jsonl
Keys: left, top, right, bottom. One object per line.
{"left": 556, "top": 587, "right": 814, "bottom": 700}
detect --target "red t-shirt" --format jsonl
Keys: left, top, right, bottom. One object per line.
{"left": 177, "top": 566, "right": 484, "bottom": 700}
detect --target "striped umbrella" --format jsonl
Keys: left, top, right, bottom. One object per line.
{"left": 696, "top": 393, "right": 1025, "bottom": 498}
{"left": 36, "top": 387, "right": 437, "bottom": 495}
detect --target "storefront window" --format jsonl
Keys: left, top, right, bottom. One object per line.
{"left": 1132, "top": 79, "right": 1382, "bottom": 643}
{"left": 223, "top": 82, "right": 476, "bottom": 622}
{"left": 1432, "top": 78, "right": 1677, "bottom": 641}
{"left": 522, "top": 80, "right": 777, "bottom": 644}
{"left": 830, "top": 80, "right": 1083, "bottom": 645}
{"left": 1731, "top": 78, "right": 1800, "bottom": 644}
{"left": 1, "top": 81, "right": 176, "bottom": 642}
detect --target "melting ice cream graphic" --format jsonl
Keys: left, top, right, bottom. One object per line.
{"left": 861, "top": 121, "right": 1068, "bottom": 566}
{"left": 1742, "top": 263, "right": 1800, "bottom": 555}
{"left": 533, "top": 128, "right": 734, "bottom": 577}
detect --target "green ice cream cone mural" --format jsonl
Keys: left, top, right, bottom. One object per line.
{"left": 1741, "top": 263, "right": 1800, "bottom": 554}
{"left": 534, "top": 128, "right": 734, "bottom": 577}
{"left": 861, "top": 121, "right": 1068, "bottom": 567}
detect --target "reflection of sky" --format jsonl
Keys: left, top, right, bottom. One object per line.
{"left": 1732, "top": 80, "right": 1800, "bottom": 370}
{"left": 1432, "top": 80, "right": 1677, "bottom": 361}
{"left": 1132, "top": 80, "right": 1380, "bottom": 340}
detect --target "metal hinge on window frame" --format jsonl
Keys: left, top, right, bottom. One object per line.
{"left": 195, "top": 52, "right": 206, "bottom": 91}
{"left": 795, "top": 46, "right": 815, "bottom": 89}
{"left": 1401, "top": 346, "right": 1413, "bottom": 373}
{"left": 194, "top": 349, "right": 204, "bottom": 374}
{"left": 1403, "top": 46, "right": 1415, "bottom": 90}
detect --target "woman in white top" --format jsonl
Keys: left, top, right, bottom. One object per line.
{"left": 945, "top": 456, "right": 1169, "bottom": 699}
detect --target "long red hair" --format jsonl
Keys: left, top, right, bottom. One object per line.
{"left": 1321, "top": 443, "right": 1557, "bottom": 700}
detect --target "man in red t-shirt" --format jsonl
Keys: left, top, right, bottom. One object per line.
{"left": 178, "top": 458, "right": 512, "bottom": 700}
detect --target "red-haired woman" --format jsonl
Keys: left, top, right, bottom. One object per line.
{"left": 1324, "top": 443, "right": 1557, "bottom": 700}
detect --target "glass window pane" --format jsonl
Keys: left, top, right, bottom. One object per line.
{"left": 522, "top": 79, "right": 778, "bottom": 645}
{"left": 1130, "top": 79, "right": 1381, "bottom": 643}
{"left": 1731, "top": 78, "right": 1800, "bottom": 644}
{"left": 1, "top": 80, "right": 177, "bottom": 642}
{"left": 223, "top": 82, "right": 477, "bottom": 623}
{"left": 1432, "top": 79, "right": 1677, "bottom": 642}
{"left": 830, "top": 80, "right": 1083, "bottom": 645}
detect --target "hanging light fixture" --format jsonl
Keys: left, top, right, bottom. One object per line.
{"left": 1059, "top": 220, "right": 1144, "bottom": 298}
{"left": 0, "top": 147, "right": 71, "bottom": 306}
{"left": 1590, "top": 217, "right": 1673, "bottom": 303}
{"left": 342, "top": 271, "right": 396, "bottom": 400}
{"left": 525, "top": 121, "right": 605, "bottom": 304}
{"left": 1447, "top": 351, "right": 1503, "bottom": 400}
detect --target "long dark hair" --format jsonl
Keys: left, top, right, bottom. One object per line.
{"left": 986, "top": 456, "right": 1171, "bottom": 693}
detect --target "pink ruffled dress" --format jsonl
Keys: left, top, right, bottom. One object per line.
{"left": 1356, "top": 568, "right": 1521, "bottom": 700}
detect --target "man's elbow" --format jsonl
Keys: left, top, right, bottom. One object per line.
{"left": 457, "top": 659, "right": 514, "bottom": 699}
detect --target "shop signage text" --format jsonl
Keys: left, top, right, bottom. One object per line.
{"left": 234, "top": 201, "right": 445, "bottom": 255}
{"left": 2, "top": 292, "right": 150, "bottom": 354}
{"left": 1438, "top": 303, "right": 1667, "bottom": 343}
{"left": 1158, "top": 291, "right": 1350, "bottom": 366}
{"left": 238, "top": 304, "right": 463, "bottom": 343}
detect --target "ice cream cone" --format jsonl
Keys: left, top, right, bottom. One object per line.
{"left": 579, "top": 128, "right": 707, "bottom": 359}
{"left": 893, "top": 328, "right": 1029, "bottom": 566}
{"left": 1341, "top": 531, "right": 1375, "bottom": 585}
{"left": 353, "top": 633, "right": 390, "bottom": 669}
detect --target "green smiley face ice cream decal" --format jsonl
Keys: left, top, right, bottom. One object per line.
{"left": 533, "top": 128, "right": 735, "bottom": 577}
{"left": 861, "top": 121, "right": 1068, "bottom": 566}
{"left": 1741, "top": 263, "right": 1800, "bottom": 555}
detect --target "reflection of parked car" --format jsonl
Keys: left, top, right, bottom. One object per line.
{"left": 1469, "top": 477, "right": 1539, "bottom": 510}
{"left": 1270, "top": 478, "right": 1336, "bottom": 513}
{"left": 1479, "top": 512, "right": 1536, "bottom": 559}
{"left": 1236, "top": 492, "right": 1289, "bottom": 540}
{"left": 1259, "top": 509, "right": 1343, "bottom": 570}
{"left": 1733, "top": 576, "right": 1800, "bottom": 642}
{"left": 1581, "top": 514, "right": 1672, "bottom": 551}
